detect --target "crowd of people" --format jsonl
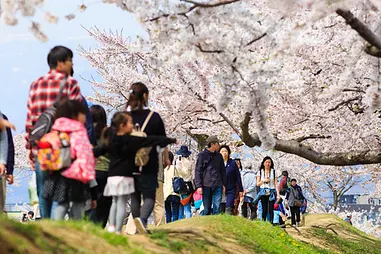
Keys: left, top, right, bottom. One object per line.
{"left": 0, "top": 45, "right": 308, "bottom": 234}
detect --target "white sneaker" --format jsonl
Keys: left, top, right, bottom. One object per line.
{"left": 107, "top": 225, "right": 116, "bottom": 233}
{"left": 296, "top": 222, "right": 300, "bottom": 227}
{"left": 134, "top": 218, "right": 148, "bottom": 234}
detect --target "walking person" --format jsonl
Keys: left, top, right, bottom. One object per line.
{"left": 241, "top": 164, "right": 257, "bottom": 220}
{"left": 255, "top": 156, "right": 280, "bottom": 223}
{"left": 0, "top": 113, "right": 14, "bottom": 214}
{"left": 103, "top": 112, "right": 176, "bottom": 233}
{"left": 285, "top": 179, "right": 305, "bottom": 227}
{"left": 219, "top": 145, "right": 243, "bottom": 215}
{"left": 40, "top": 100, "right": 96, "bottom": 221}
{"left": 194, "top": 136, "right": 226, "bottom": 215}
{"left": 126, "top": 82, "right": 171, "bottom": 233}
{"left": 0, "top": 112, "right": 9, "bottom": 214}
{"left": 153, "top": 150, "right": 166, "bottom": 226}
{"left": 25, "top": 46, "right": 82, "bottom": 218}
{"left": 90, "top": 105, "right": 112, "bottom": 228}
{"left": 164, "top": 151, "right": 180, "bottom": 223}
{"left": 174, "top": 145, "right": 194, "bottom": 219}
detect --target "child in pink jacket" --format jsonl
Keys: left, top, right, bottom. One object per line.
{"left": 42, "top": 99, "right": 95, "bottom": 220}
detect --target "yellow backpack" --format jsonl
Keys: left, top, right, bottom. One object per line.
{"left": 37, "top": 131, "right": 72, "bottom": 171}
{"left": 131, "top": 111, "right": 154, "bottom": 171}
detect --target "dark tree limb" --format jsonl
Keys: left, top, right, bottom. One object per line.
{"left": 239, "top": 111, "right": 381, "bottom": 165}
{"left": 343, "top": 88, "right": 366, "bottom": 93}
{"left": 246, "top": 32, "right": 267, "bottom": 46}
{"left": 328, "top": 96, "right": 361, "bottom": 112}
{"left": 195, "top": 44, "right": 224, "bottom": 53}
{"left": 182, "top": 0, "right": 241, "bottom": 8}
{"left": 336, "top": 8, "right": 381, "bottom": 54}
{"left": 295, "top": 135, "right": 332, "bottom": 143}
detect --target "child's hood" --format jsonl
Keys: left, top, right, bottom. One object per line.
{"left": 52, "top": 117, "right": 86, "bottom": 133}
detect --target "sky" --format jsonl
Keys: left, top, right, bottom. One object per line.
{"left": 0, "top": 0, "right": 146, "bottom": 203}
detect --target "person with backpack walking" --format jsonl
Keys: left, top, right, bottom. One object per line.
{"left": 255, "top": 156, "right": 280, "bottom": 223}
{"left": 278, "top": 171, "right": 290, "bottom": 198}
{"left": 194, "top": 136, "right": 226, "bottom": 216}
{"left": 219, "top": 145, "right": 243, "bottom": 215}
{"left": 39, "top": 100, "right": 95, "bottom": 220}
{"left": 174, "top": 145, "right": 194, "bottom": 219}
{"left": 103, "top": 112, "right": 176, "bottom": 233}
{"left": 126, "top": 82, "right": 172, "bottom": 233}
{"left": 285, "top": 179, "right": 305, "bottom": 227}
{"left": 25, "top": 46, "right": 82, "bottom": 218}
{"left": 164, "top": 151, "right": 180, "bottom": 223}
{"left": 241, "top": 163, "right": 258, "bottom": 220}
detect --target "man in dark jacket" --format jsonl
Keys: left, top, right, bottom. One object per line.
{"left": 194, "top": 136, "right": 226, "bottom": 215}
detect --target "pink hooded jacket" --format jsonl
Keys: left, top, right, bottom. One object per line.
{"left": 52, "top": 117, "right": 95, "bottom": 183}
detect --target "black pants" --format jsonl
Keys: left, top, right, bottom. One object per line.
{"left": 290, "top": 206, "right": 301, "bottom": 225}
{"left": 260, "top": 195, "right": 274, "bottom": 223}
{"left": 96, "top": 195, "right": 112, "bottom": 228}
{"left": 94, "top": 171, "right": 112, "bottom": 228}
{"left": 242, "top": 202, "right": 257, "bottom": 220}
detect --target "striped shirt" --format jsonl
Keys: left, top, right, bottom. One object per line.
{"left": 25, "top": 69, "right": 81, "bottom": 149}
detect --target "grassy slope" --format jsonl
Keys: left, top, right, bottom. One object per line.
{"left": 0, "top": 214, "right": 380, "bottom": 254}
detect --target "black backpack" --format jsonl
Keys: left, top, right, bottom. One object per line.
{"left": 29, "top": 77, "right": 67, "bottom": 147}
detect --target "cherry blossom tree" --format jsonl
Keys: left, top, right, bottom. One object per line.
{"left": 80, "top": 0, "right": 381, "bottom": 166}
{"left": 4, "top": 0, "right": 381, "bottom": 167}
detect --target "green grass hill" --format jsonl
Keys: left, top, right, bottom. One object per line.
{"left": 1, "top": 214, "right": 380, "bottom": 253}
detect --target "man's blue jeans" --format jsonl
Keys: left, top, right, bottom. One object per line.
{"left": 35, "top": 161, "right": 56, "bottom": 219}
{"left": 202, "top": 186, "right": 223, "bottom": 215}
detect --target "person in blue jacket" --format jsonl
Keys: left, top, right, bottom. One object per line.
{"left": 0, "top": 113, "right": 14, "bottom": 214}
{"left": 219, "top": 145, "right": 243, "bottom": 215}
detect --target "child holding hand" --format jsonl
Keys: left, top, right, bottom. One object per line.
{"left": 103, "top": 112, "right": 176, "bottom": 233}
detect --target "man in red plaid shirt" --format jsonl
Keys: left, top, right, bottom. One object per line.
{"left": 25, "top": 46, "right": 82, "bottom": 218}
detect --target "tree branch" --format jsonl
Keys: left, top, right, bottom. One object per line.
{"left": 195, "top": 44, "right": 224, "bottom": 53}
{"left": 246, "top": 32, "right": 267, "bottom": 46}
{"left": 295, "top": 134, "right": 332, "bottom": 143}
{"left": 336, "top": 8, "right": 381, "bottom": 52}
{"left": 240, "top": 112, "right": 258, "bottom": 147}
{"left": 328, "top": 96, "right": 361, "bottom": 112}
{"left": 182, "top": 0, "right": 241, "bottom": 8}
{"left": 197, "top": 117, "right": 225, "bottom": 124}
{"left": 343, "top": 88, "right": 366, "bottom": 93}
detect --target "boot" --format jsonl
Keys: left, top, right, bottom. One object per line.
{"left": 226, "top": 207, "right": 233, "bottom": 215}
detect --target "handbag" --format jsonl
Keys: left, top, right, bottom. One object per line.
{"left": 180, "top": 193, "right": 193, "bottom": 206}
{"left": 173, "top": 176, "right": 186, "bottom": 194}
{"left": 294, "top": 200, "right": 303, "bottom": 207}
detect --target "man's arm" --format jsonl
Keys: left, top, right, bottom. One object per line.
{"left": 194, "top": 155, "right": 204, "bottom": 189}
{"left": 67, "top": 78, "right": 82, "bottom": 101}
